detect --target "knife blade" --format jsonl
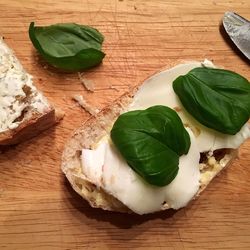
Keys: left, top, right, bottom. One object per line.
{"left": 223, "top": 11, "right": 250, "bottom": 60}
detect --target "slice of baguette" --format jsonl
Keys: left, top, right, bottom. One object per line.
{"left": 0, "top": 38, "right": 63, "bottom": 146}
{"left": 62, "top": 87, "right": 238, "bottom": 213}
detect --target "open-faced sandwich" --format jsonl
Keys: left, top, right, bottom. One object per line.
{"left": 0, "top": 37, "right": 63, "bottom": 146}
{"left": 62, "top": 60, "right": 250, "bottom": 214}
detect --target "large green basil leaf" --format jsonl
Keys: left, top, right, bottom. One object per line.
{"left": 29, "top": 22, "right": 105, "bottom": 71}
{"left": 173, "top": 67, "right": 250, "bottom": 135}
{"left": 111, "top": 105, "right": 190, "bottom": 187}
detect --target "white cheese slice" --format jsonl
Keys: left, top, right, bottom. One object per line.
{"left": 82, "top": 129, "right": 200, "bottom": 214}
{"left": 81, "top": 60, "right": 250, "bottom": 214}
{"left": 129, "top": 60, "right": 250, "bottom": 152}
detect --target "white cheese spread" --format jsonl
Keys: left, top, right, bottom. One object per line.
{"left": 0, "top": 38, "right": 49, "bottom": 132}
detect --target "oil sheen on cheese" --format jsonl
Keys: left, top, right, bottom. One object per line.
{"left": 81, "top": 60, "right": 250, "bottom": 214}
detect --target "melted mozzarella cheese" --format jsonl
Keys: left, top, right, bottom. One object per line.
{"left": 82, "top": 129, "right": 200, "bottom": 214}
{"left": 81, "top": 60, "right": 250, "bottom": 214}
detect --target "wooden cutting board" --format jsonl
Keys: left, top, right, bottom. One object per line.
{"left": 0, "top": 0, "right": 250, "bottom": 249}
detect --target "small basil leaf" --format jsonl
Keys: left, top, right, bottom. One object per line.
{"left": 111, "top": 105, "right": 190, "bottom": 187}
{"left": 173, "top": 67, "right": 250, "bottom": 135}
{"left": 29, "top": 22, "right": 105, "bottom": 71}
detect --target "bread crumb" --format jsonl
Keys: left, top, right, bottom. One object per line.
{"left": 201, "top": 59, "right": 216, "bottom": 68}
{"left": 199, "top": 163, "right": 207, "bottom": 171}
{"left": 213, "top": 163, "right": 222, "bottom": 172}
{"left": 78, "top": 72, "right": 95, "bottom": 92}
{"left": 208, "top": 156, "right": 216, "bottom": 166}
{"left": 72, "top": 95, "right": 99, "bottom": 116}
{"left": 207, "top": 150, "right": 213, "bottom": 157}
{"left": 200, "top": 171, "right": 214, "bottom": 184}
{"left": 219, "top": 154, "right": 231, "bottom": 167}
{"left": 161, "top": 201, "right": 170, "bottom": 210}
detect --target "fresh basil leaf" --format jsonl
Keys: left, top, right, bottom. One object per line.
{"left": 111, "top": 105, "right": 190, "bottom": 187}
{"left": 173, "top": 67, "right": 250, "bottom": 135}
{"left": 29, "top": 22, "right": 105, "bottom": 71}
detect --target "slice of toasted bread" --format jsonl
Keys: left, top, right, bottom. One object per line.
{"left": 62, "top": 83, "right": 239, "bottom": 213}
{"left": 62, "top": 94, "right": 136, "bottom": 213}
{"left": 0, "top": 37, "right": 63, "bottom": 146}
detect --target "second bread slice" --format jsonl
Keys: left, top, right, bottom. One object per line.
{"left": 0, "top": 37, "right": 63, "bottom": 146}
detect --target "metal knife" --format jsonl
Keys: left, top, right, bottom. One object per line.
{"left": 223, "top": 11, "right": 250, "bottom": 60}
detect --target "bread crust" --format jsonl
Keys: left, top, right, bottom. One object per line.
{"left": 0, "top": 107, "right": 64, "bottom": 146}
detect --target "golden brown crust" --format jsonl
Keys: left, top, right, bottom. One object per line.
{"left": 0, "top": 108, "right": 64, "bottom": 146}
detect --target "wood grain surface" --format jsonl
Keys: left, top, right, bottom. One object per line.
{"left": 0, "top": 0, "right": 250, "bottom": 249}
